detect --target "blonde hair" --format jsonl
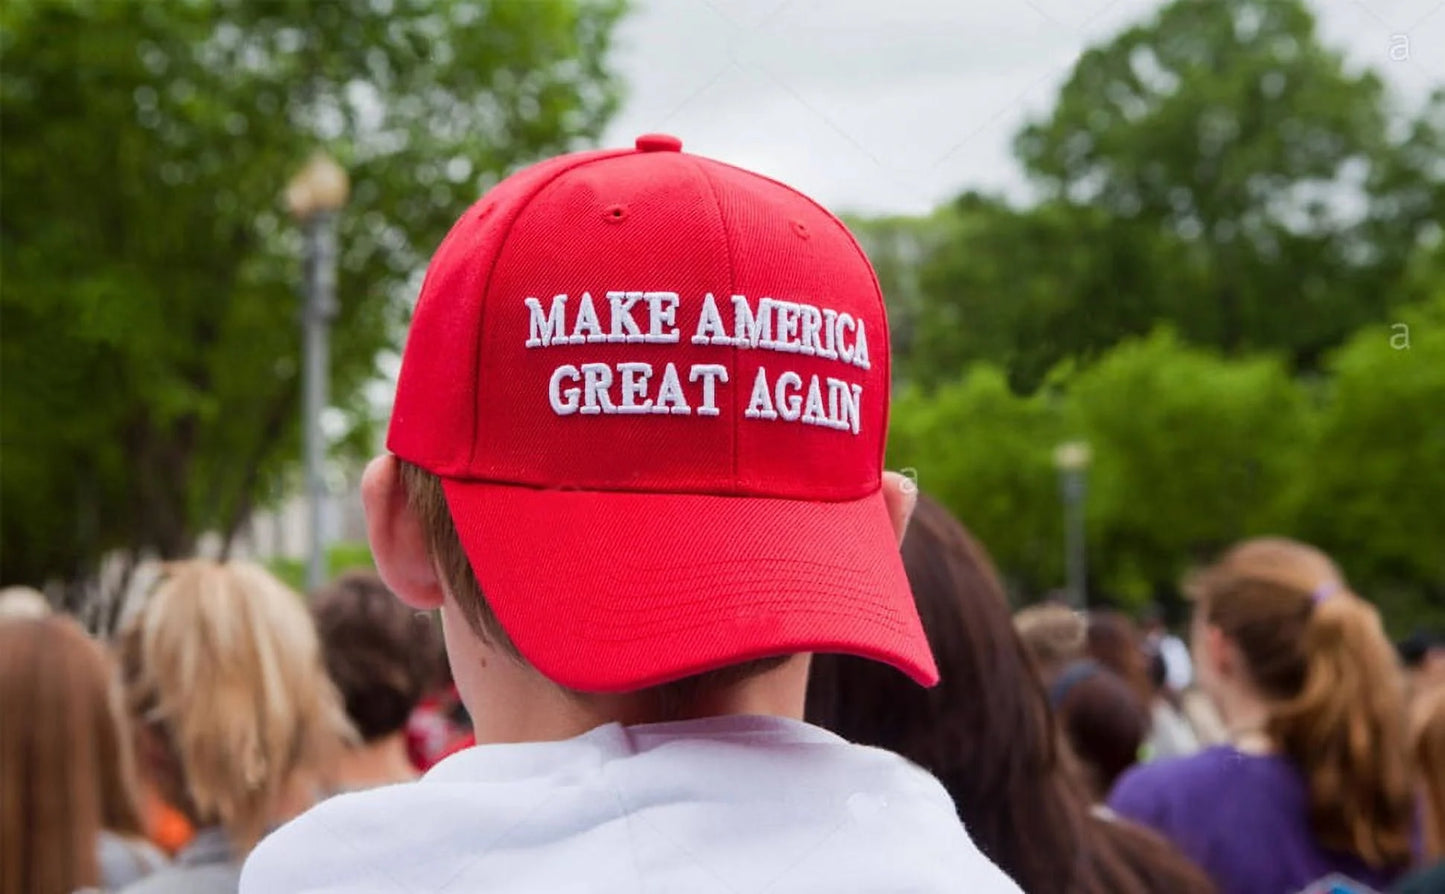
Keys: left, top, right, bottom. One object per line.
{"left": 1014, "top": 604, "right": 1087, "bottom": 675}
{"left": 1, "top": 616, "right": 147, "bottom": 894}
{"left": 118, "top": 561, "right": 353, "bottom": 854}
{"left": 1186, "top": 537, "right": 1412, "bottom": 868}
{"left": 1412, "top": 685, "right": 1445, "bottom": 861}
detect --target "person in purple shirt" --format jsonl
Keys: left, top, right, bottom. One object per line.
{"left": 1108, "top": 538, "right": 1415, "bottom": 894}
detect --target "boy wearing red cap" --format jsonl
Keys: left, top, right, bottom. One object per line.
{"left": 242, "top": 135, "right": 1019, "bottom": 892}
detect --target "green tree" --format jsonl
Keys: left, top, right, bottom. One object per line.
{"left": 873, "top": 0, "right": 1443, "bottom": 395}
{"left": 1066, "top": 329, "right": 1310, "bottom": 606}
{"left": 1286, "top": 292, "right": 1445, "bottom": 631}
{"left": 1361, "top": 88, "right": 1445, "bottom": 294}
{"left": 1013, "top": 0, "right": 1439, "bottom": 367}
{"left": 907, "top": 0, "right": 1439, "bottom": 384}
{"left": 888, "top": 319, "right": 1444, "bottom": 620}
{"left": 887, "top": 365, "right": 1067, "bottom": 597}
{"left": 911, "top": 193, "right": 1198, "bottom": 391}
{"left": 843, "top": 210, "right": 953, "bottom": 381}
{"left": 0, "top": 0, "right": 626, "bottom": 618}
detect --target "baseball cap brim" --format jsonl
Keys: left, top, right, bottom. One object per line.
{"left": 440, "top": 480, "right": 939, "bottom": 693}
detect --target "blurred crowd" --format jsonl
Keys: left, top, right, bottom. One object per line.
{"left": 0, "top": 566, "right": 468, "bottom": 893}
{"left": 2, "top": 512, "right": 1442, "bottom": 894}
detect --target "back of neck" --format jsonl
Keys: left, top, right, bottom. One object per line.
{"left": 332, "top": 732, "right": 420, "bottom": 789}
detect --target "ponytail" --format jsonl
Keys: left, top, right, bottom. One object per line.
{"left": 1266, "top": 589, "right": 1413, "bottom": 867}
{"left": 1189, "top": 538, "right": 1413, "bottom": 870}
{"left": 1411, "top": 685, "right": 1445, "bottom": 862}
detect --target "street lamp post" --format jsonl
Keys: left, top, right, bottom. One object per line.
{"left": 286, "top": 152, "right": 349, "bottom": 593}
{"left": 1053, "top": 441, "right": 1092, "bottom": 610}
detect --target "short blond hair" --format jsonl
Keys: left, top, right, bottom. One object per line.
{"left": 1014, "top": 604, "right": 1087, "bottom": 674}
{"left": 118, "top": 561, "right": 353, "bottom": 853}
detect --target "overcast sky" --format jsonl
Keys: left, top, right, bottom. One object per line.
{"left": 600, "top": 0, "right": 1444, "bottom": 217}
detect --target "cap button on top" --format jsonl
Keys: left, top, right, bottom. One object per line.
{"left": 635, "top": 133, "right": 683, "bottom": 153}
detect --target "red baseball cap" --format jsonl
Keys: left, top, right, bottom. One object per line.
{"left": 387, "top": 133, "right": 937, "bottom": 692}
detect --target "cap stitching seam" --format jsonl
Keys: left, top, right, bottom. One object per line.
{"left": 692, "top": 158, "right": 892, "bottom": 477}
{"left": 464, "top": 149, "right": 633, "bottom": 467}
{"left": 689, "top": 155, "right": 741, "bottom": 487}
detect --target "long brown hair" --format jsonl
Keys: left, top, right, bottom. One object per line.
{"left": 118, "top": 560, "right": 354, "bottom": 854}
{"left": 1086, "top": 610, "right": 1156, "bottom": 708}
{"left": 1187, "top": 537, "right": 1413, "bottom": 869}
{"left": 1412, "top": 685, "right": 1445, "bottom": 862}
{"left": 0, "top": 616, "right": 148, "bottom": 894}
{"left": 1049, "top": 661, "right": 1150, "bottom": 799}
{"left": 806, "top": 494, "right": 1214, "bottom": 894}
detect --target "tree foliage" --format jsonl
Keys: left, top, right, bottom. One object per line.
{"left": 1015, "top": 0, "right": 1427, "bottom": 357}
{"left": 891, "top": 321, "right": 1444, "bottom": 627}
{"left": 888, "top": 367, "right": 1066, "bottom": 597}
{"left": 1064, "top": 330, "right": 1309, "bottom": 602}
{"left": 1287, "top": 293, "right": 1445, "bottom": 625}
{"left": 910, "top": 194, "right": 1195, "bottom": 391}
{"left": 902, "top": 0, "right": 1442, "bottom": 391}
{"left": 842, "top": 211, "right": 953, "bottom": 379}
{"left": 0, "top": 0, "right": 627, "bottom": 611}
{"left": 870, "top": 0, "right": 1444, "bottom": 623}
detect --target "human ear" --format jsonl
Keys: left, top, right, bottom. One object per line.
{"left": 881, "top": 470, "right": 918, "bottom": 547}
{"left": 1204, "top": 624, "right": 1235, "bottom": 680}
{"left": 361, "top": 454, "right": 445, "bottom": 610}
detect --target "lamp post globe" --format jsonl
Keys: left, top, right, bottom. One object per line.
{"left": 286, "top": 151, "right": 350, "bottom": 220}
{"left": 1053, "top": 441, "right": 1092, "bottom": 473}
